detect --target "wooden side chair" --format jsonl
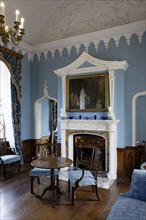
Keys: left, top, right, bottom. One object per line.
{"left": 30, "top": 142, "right": 60, "bottom": 194}
{"left": 68, "top": 146, "right": 101, "bottom": 205}
{"left": 0, "top": 138, "right": 21, "bottom": 176}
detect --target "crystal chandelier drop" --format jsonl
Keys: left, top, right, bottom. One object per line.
{"left": 0, "top": 1, "right": 25, "bottom": 46}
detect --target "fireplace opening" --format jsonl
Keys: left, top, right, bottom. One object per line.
{"left": 73, "top": 134, "right": 106, "bottom": 174}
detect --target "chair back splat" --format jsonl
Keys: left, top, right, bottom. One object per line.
{"left": 35, "top": 143, "right": 59, "bottom": 159}
{"left": 91, "top": 147, "right": 101, "bottom": 168}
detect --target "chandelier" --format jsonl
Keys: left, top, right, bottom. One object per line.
{"left": 0, "top": 1, "right": 25, "bottom": 46}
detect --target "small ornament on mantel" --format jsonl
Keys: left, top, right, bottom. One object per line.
{"left": 108, "top": 106, "right": 115, "bottom": 120}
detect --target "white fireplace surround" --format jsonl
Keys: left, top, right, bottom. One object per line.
{"left": 60, "top": 119, "right": 119, "bottom": 180}
{"left": 54, "top": 51, "right": 128, "bottom": 180}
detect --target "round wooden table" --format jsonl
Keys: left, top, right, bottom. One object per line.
{"left": 31, "top": 156, "right": 72, "bottom": 207}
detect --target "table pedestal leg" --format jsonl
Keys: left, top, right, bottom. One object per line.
{"left": 51, "top": 169, "right": 56, "bottom": 208}
{"left": 35, "top": 169, "right": 60, "bottom": 208}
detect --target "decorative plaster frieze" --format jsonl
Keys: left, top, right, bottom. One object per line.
{"left": 30, "top": 20, "right": 145, "bottom": 62}
{"left": 2, "top": 20, "right": 145, "bottom": 62}
{"left": 60, "top": 119, "right": 119, "bottom": 132}
{"left": 114, "top": 36, "right": 121, "bottom": 48}
{"left": 103, "top": 39, "right": 110, "bottom": 50}
{"left": 42, "top": 51, "right": 48, "bottom": 61}
{"left": 137, "top": 31, "right": 145, "bottom": 43}
{"left": 125, "top": 33, "right": 132, "bottom": 46}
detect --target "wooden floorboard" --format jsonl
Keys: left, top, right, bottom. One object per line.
{"left": 0, "top": 164, "right": 131, "bottom": 220}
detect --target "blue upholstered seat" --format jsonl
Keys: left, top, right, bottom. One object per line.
{"left": 30, "top": 167, "right": 59, "bottom": 177}
{"left": 0, "top": 154, "right": 20, "bottom": 164}
{"left": 68, "top": 169, "right": 97, "bottom": 187}
{"left": 107, "top": 169, "right": 146, "bottom": 220}
{"left": 107, "top": 195, "right": 146, "bottom": 220}
{"left": 123, "top": 169, "right": 146, "bottom": 202}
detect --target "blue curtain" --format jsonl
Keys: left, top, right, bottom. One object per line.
{"left": 0, "top": 46, "right": 23, "bottom": 163}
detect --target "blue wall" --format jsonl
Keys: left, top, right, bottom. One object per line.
{"left": 21, "top": 55, "right": 32, "bottom": 139}
{"left": 21, "top": 32, "right": 146, "bottom": 147}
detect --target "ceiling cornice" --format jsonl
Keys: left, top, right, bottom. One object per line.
{"left": 2, "top": 20, "right": 145, "bottom": 62}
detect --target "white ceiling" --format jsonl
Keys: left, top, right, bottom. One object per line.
{"left": 4, "top": 0, "right": 146, "bottom": 46}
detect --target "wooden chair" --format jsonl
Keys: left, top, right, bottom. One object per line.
{"left": 68, "top": 147, "right": 101, "bottom": 205}
{"left": 0, "top": 138, "right": 21, "bottom": 176}
{"left": 30, "top": 142, "right": 60, "bottom": 194}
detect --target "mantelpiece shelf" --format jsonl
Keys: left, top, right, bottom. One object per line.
{"left": 60, "top": 119, "right": 119, "bottom": 132}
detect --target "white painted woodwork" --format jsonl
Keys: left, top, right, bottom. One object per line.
{"left": 132, "top": 91, "right": 146, "bottom": 146}
{"left": 54, "top": 51, "right": 128, "bottom": 180}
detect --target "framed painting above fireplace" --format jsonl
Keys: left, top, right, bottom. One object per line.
{"left": 66, "top": 73, "right": 109, "bottom": 112}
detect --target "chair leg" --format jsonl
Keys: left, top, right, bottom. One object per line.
{"left": 31, "top": 176, "right": 34, "bottom": 194}
{"left": 94, "top": 185, "right": 100, "bottom": 201}
{"left": 56, "top": 175, "right": 59, "bottom": 192}
{"left": 2, "top": 164, "right": 6, "bottom": 177}
{"left": 37, "top": 176, "right": 40, "bottom": 184}
{"left": 68, "top": 179, "right": 70, "bottom": 192}
{"left": 71, "top": 187, "right": 75, "bottom": 205}
{"left": 91, "top": 185, "right": 95, "bottom": 192}
{"left": 18, "top": 161, "right": 21, "bottom": 174}
{"left": 31, "top": 176, "right": 40, "bottom": 194}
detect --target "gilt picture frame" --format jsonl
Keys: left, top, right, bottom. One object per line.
{"left": 66, "top": 73, "right": 109, "bottom": 112}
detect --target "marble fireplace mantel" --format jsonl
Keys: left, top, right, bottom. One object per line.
{"left": 60, "top": 119, "right": 119, "bottom": 180}
{"left": 60, "top": 119, "right": 119, "bottom": 131}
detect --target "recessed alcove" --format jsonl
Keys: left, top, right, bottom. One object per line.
{"left": 34, "top": 81, "right": 58, "bottom": 143}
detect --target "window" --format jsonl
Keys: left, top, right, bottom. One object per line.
{"left": 0, "top": 61, "right": 15, "bottom": 147}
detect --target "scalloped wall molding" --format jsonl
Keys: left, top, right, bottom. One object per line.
{"left": 2, "top": 20, "right": 146, "bottom": 62}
